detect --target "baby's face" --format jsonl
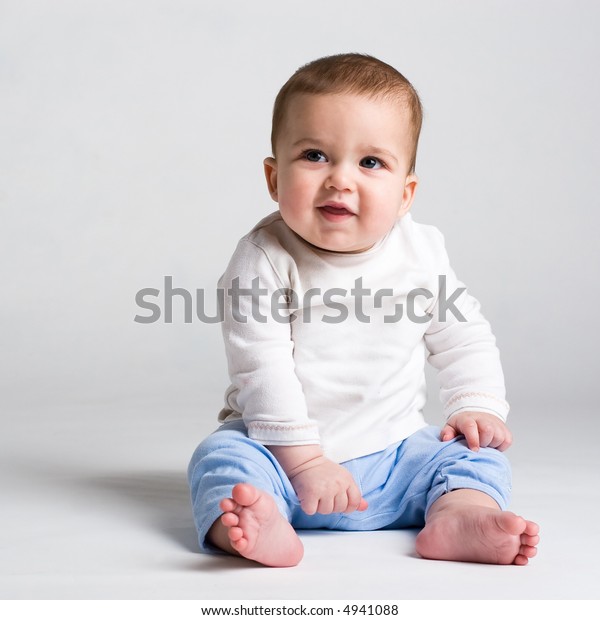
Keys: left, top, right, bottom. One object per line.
{"left": 264, "top": 93, "right": 418, "bottom": 253}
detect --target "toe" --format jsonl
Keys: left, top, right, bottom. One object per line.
{"left": 221, "top": 512, "right": 239, "bottom": 527}
{"left": 228, "top": 526, "right": 244, "bottom": 542}
{"left": 497, "top": 511, "right": 527, "bottom": 536}
{"left": 514, "top": 554, "right": 529, "bottom": 566}
{"left": 524, "top": 520, "right": 540, "bottom": 536}
{"left": 521, "top": 533, "right": 539, "bottom": 547}
{"left": 231, "top": 536, "right": 249, "bottom": 552}
{"left": 520, "top": 544, "right": 537, "bottom": 558}
{"left": 232, "top": 483, "right": 261, "bottom": 507}
{"left": 219, "top": 497, "right": 238, "bottom": 513}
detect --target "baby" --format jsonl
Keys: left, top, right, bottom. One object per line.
{"left": 188, "top": 53, "right": 539, "bottom": 567}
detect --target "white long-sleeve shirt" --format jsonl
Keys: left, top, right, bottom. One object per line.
{"left": 217, "top": 211, "right": 509, "bottom": 464}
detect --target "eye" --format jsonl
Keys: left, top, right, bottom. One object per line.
{"left": 360, "top": 156, "right": 384, "bottom": 170}
{"left": 302, "top": 149, "right": 327, "bottom": 163}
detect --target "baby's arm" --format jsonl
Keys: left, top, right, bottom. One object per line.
{"left": 269, "top": 445, "right": 368, "bottom": 515}
{"left": 424, "top": 232, "right": 511, "bottom": 450}
{"left": 440, "top": 410, "right": 512, "bottom": 451}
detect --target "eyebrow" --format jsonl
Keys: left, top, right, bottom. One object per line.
{"left": 291, "top": 138, "right": 399, "bottom": 164}
{"left": 292, "top": 138, "right": 324, "bottom": 148}
{"left": 363, "top": 146, "right": 399, "bottom": 165}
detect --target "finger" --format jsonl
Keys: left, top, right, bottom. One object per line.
{"left": 357, "top": 498, "right": 368, "bottom": 511}
{"left": 440, "top": 424, "right": 457, "bottom": 442}
{"left": 487, "top": 431, "right": 503, "bottom": 449}
{"left": 477, "top": 423, "right": 495, "bottom": 448}
{"left": 489, "top": 425, "right": 513, "bottom": 451}
{"left": 496, "top": 433, "right": 513, "bottom": 452}
{"left": 300, "top": 495, "right": 318, "bottom": 516}
{"left": 345, "top": 484, "right": 363, "bottom": 513}
{"left": 317, "top": 496, "right": 335, "bottom": 515}
{"left": 332, "top": 491, "right": 349, "bottom": 514}
{"left": 460, "top": 419, "right": 480, "bottom": 451}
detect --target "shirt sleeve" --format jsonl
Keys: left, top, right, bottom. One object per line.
{"left": 219, "top": 238, "right": 320, "bottom": 446}
{"left": 423, "top": 232, "right": 510, "bottom": 422}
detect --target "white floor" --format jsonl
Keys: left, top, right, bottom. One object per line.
{"left": 1, "top": 399, "right": 598, "bottom": 600}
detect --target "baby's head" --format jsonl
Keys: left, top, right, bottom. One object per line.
{"left": 264, "top": 53, "right": 423, "bottom": 253}
{"left": 270, "top": 53, "right": 423, "bottom": 174}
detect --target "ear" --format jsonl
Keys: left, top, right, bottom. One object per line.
{"left": 263, "top": 157, "right": 278, "bottom": 202}
{"left": 397, "top": 173, "right": 418, "bottom": 218}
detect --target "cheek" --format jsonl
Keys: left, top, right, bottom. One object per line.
{"left": 278, "top": 173, "right": 313, "bottom": 208}
{"left": 369, "top": 183, "right": 405, "bottom": 212}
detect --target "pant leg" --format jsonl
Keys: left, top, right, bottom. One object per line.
{"left": 333, "top": 425, "right": 512, "bottom": 531}
{"left": 187, "top": 420, "right": 370, "bottom": 553}
{"left": 421, "top": 426, "right": 513, "bottom": 516}
{"left": 187, "top": 420, "right": 299, "bottom": 553}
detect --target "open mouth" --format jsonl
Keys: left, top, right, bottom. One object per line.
{"left": 321, "top": 205, "right": 351, "bottom": 215}
{"left": 318, "top": 204, "right": 355, "bottom": 221}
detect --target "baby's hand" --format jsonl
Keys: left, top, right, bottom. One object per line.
{"left": 289, "top": 457, "right": 368, "bottom": 515}
{"left": 440, "top": 411, "right": 512, "bottom": 452}
{"left": 268, "top": 444, "right": 368, "bottom": 515}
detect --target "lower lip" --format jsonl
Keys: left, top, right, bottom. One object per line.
{"left": 318, "top": 206, "right": 355, "bottom": 222}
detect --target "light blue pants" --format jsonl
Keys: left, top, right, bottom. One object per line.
{"left": 187, "top": 420, "right": 512, "bottom": 553}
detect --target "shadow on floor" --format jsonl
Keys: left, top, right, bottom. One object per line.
{"left": 82, "top": 469, "right": 200, "bottom": 553}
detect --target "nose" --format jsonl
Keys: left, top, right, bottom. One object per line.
{"left": 325, "top": 162, "right": 356, "bottom": 192}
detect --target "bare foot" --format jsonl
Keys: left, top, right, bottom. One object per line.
{"left": 214, "top": 483, "right": 304, "bottom": 567}
{"left": 415, "top": 503, "right": 540, "bottom": 565}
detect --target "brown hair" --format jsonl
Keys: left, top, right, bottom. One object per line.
{"left": 270, "top": 53, "right": 424, "bottom": 173}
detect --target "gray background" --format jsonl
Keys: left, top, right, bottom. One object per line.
{"left": 1, "top": 0, "right": 599, "bottom": 600}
